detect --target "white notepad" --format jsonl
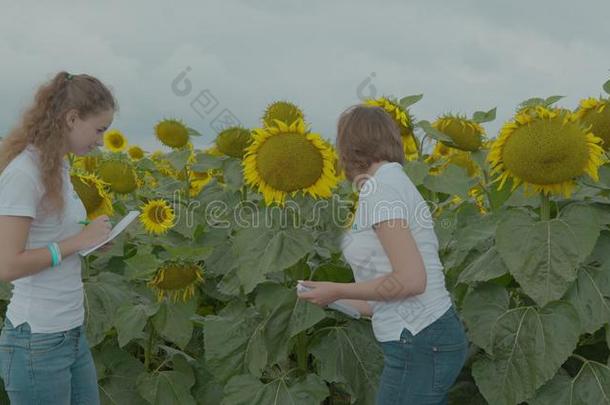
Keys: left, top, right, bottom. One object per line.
{"left": 79, "top": 210, "right": 140, "bottom": 256}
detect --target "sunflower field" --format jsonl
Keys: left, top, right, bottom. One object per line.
{"left": 1, "top": 82, "right": 610, "bottom": 404}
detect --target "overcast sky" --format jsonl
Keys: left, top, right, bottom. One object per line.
{"left": 2, "top": 0, "right": 609, "bottom": 151}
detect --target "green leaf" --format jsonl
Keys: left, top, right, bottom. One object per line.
{"left": 203, "top": 302, "right": 264, "bottom": 384}
{"left": 0, "top": 281, "right": 12, "bottom": 301}
{"left": 311, "top": 262, "right": 354, "bottom": 283}
{"left": 151, "top": 299, "right": 197, "bottom": 350}
{"left": 453, "top": 212, "right": 502, "bottom": 253}
{"left": 165, "top": 149, "right": 192, "bottom": 172}
{"left": 519, "top": 97, "right": 545, "bottom": 109}
{"left": 417, "top": 120, "right": 458, "bottom": 147}
{"left": 530, "top": 360, "right": 610, "bottom": 404}
{"left": 604, "top": 79, "right": 610, "bottom": 96}
{"left": 448, "top": 381, "right": 488, "bottom": 405}
{"left": 558, "top": 204, "right": 601, "bottom": 259}
{"left": 125, "top": 254, "right": 162, "bottom": 281}
{"left": 403, "top": 160, "right": 429, "bottom": 186}
{"left": 191, "top": 153, "right": 223, "bottom": 172}
{"left": 136, "top": 355, "right": 196, "bottom": 405}
{"left": 495, "top": 208, "right": 597, "bottom": 306}
{"left": 472, "top": 107, "right": 497, "bottom": 123}
{"left": 544, "top": 95, "right": 564, "bottom": 106}
{"left": 423, "top": 164, "right": 475, "bottom": 198}
{"left": 461, "top": 283, "right": 510, "bottom": 353}
{"left": 471, "top": 302, "right": 580, "bottom": 405}
{"left": 253, "top": 284, "right": 326, "bottom": 366}
{"left": 114, "top": 300, "right": 160, "bottom": 348}
{"left": 309, "top": 320, "right": 383, "bottom": 405}
{"left": 233, "top": 226, "right": 314, "bottom": 293}
{"left": 187, "top": 127, "right": 202, "bottom": 136}
{"left": 563, "top": 261, "right": 610, "bottom": 335}
{"left": 399, "top": 94, "right": 423, "bottom": 108}
{"left": 192, "top": 357, "right": 224, "bottom": 405}
{"left": 222, "top": 373, "right": 329, "bottom": 405}
{"left": 84, "top": 272, "right": 132, "bottom": 346}
{"left": 222, "top": 158, "right": 244, "bottom": 190}
{"left": 93, "top": 342, "right": 147, "bottom": 405}
{"left": 161, "top": 245, "right": 212, "bottom": 261}
{"left": 458, "top": 247, "right": 509, "bottom": 284}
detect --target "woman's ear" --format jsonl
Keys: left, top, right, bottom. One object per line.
{"left": 65, "top": 109, "right": 79, "bottom": 130}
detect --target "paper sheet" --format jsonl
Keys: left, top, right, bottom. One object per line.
{"left": 79, "top": 210, "right": 140, "bottom": 256}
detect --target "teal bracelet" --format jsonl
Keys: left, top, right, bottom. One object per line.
{"left": 47, "top": 243, "right": 61, "bottom": 267}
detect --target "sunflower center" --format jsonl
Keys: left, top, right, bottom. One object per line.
{"left": 98, "top": 161, "right": 138, "bottom": 194}
{"left": 71, "top": 176, "right": 104, "bottom": 213}
{"left": 155, "top": 264, "right": 199, "bottom": 290}
{"left": 148, "top": 204, "right": 168, "bottom": 224}
{"left": 110, "top": 136, "right": 123, "bottom": 148}
{"left": 502, "top": 118, "right": 590, "bottom": 184}
{"left": 255, "top": 133, "right": 324, "bottom": 192}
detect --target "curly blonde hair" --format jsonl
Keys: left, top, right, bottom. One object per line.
{"left": 0, "top": 71, "right": 117, "bottom": 215}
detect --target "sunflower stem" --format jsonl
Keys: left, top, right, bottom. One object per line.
{"left": 144, "top": 321, "right": 156, "bottom": 371}
{"left": 540, "top": 193, "right": 551, "bottom": 221}
{"left": 184, "top": 168, "right": 191, "bottom": 203}
{"left": 295, "top": 332, "right": 308, "bottom": 371}
{"left": 417, "top": 134, "right": 427, "bottom": 159}
{"left": 240, "top": 185, "right": 248, "bottom": 202}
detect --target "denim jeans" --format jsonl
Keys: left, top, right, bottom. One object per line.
{"left": 0, "top": 317, "right": 100, "bottom": 405}
{"left": 376, "top": 305, "right": 469, "bottom": 405}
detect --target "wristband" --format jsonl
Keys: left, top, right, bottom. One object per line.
{"left": 47, "top": 242, "right": 61, "bottom": 267}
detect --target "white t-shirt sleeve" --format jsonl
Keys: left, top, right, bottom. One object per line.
{"left": 0, "top": 168, "right": 41, "bottom": 218}
{"left": 358, "top": 180, "right": 411, "bottom": 229}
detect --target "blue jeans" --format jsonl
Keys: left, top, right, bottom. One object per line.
{"left": 0, "top": 317, "right": 100, "bottom": 405}
{"left": 376, "top": 306, "right": 469, "bottom": 405}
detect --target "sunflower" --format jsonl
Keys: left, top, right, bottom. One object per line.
{"left": 97, "top": 159, "right": 139, "bottom": 194}
{"left": 426, "top": 142, "right": 480, "bottom": 177}
{"left": 215, "top": 127, "right": 253, "bottom": 158}
{"left": 70, "top": 172, "right": 114, "bottom": 219}
{"left": 365, "top": 97, "right": 418, "bottom": 159}
{"left": 575, "top": 97, "right": 610, "bottom": 150}
{"left": 139, "top": 199, "right": 175, "bottom": 234}
{"left": 262, "top": 101, "right": 304, "bottom": 128}
{"left": 148, "top": 261, "right": 204, "bottom": 303}
{"left": 449, "top": 186, "right": 487, "bottom": 214}
{"left": 487, "top": 106, "right": 605, "bottom": 197}
{"left": 155, "top": 119, "right": 190, "bottom": 149}
{"left": 73, "top": 155, "right": 101, "bottom": 173}
{"left": 127, "top": 145, "right": 145, "bottom": 160}
{"left": 243, "top": 119, "right": 338, "bottom": 205}
{"left": 103, "top": 130, "right": 128, "bottom": 152}
{"left": 203, "top": 145, "right": 224, "bottom": 157}
{"left": 432, "top": 115, "right": 485, "bottom": 151}
{"left": 189, "top": 170, "right": 214, "bottom": 197}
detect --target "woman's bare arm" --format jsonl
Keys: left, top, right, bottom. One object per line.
{"left": 340, "top": 299, "right": 374, "bottom": 317}
{"left": 0, "top": 215, "right": 110, "bottom": 282}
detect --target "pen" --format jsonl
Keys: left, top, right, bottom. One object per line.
{"left": 78, "top": 219, "right": 114, "bottom": 226}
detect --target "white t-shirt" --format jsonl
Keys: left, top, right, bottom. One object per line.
{"left": 340, "top": 161, "right": 452, "bottom": 342}
{"left": 0, "top": 145, "right": 87, "bottom": 333}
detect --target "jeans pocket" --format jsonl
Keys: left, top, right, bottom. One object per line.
{"left": 30, "top": 331, "right": 69, "bottom": 355}
{"left": 0, "top": 346, "right": 14, "bottom": 388}
{"left": 431, "top": 341, "right": 468, "bottom": 393}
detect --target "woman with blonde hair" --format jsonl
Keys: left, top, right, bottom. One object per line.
{"left": 0, "top": 71, "right": 116, "bottom": 404}
{"left": 299, "top": 104, "right": 468, "bottom": 404}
